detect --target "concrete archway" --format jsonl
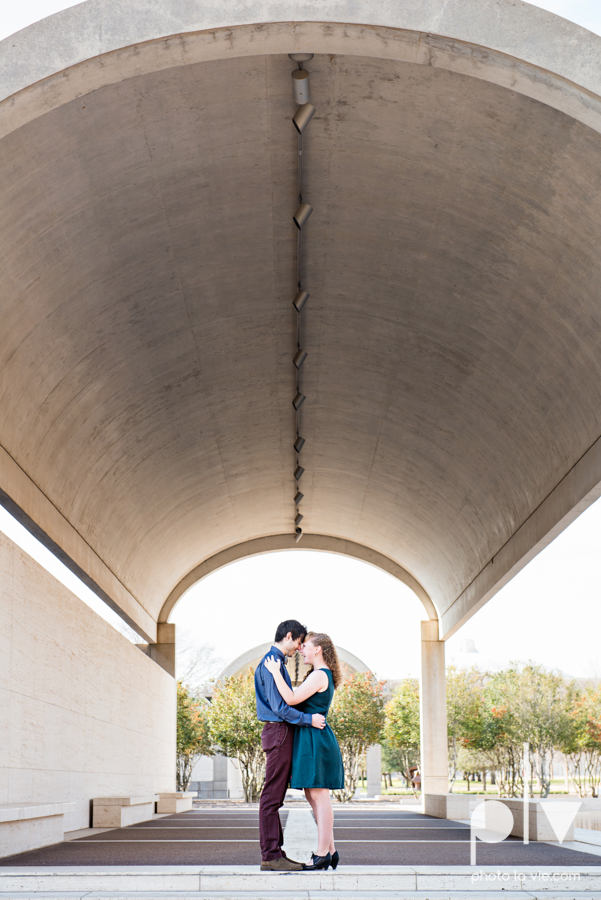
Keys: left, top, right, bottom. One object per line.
{"left": 2, "top": 0, "right": 601, "bottom": 835}
{"left": 159, "top": 534, "right": 437, "bottom": 624}
{"left": 0, "top": 1, "right": 600, "bottom": 648}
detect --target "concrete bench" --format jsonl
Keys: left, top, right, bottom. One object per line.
{"left": 423, "top": 793, "right": 471, "bottom": 819}
{"left": 157, "top": 792, "right": 195, "bottom": 814}
{"left": 496, "top": 799, "right": 578, "bottom": 842}
{"left": 0, "top": 802, "right": 76, "bottom": 859}
{"left": 92, "top": 795, "right": 157, "bottom": 828}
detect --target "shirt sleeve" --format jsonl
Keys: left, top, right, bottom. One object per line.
{"left": 260, "top": 662, "right": 312, "bottom": 726}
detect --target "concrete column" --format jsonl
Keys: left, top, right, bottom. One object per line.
{"left": 366, "top": 744, "right": 382, "bottom": 798}
{"left": 227, "top": 758, "right": 244, "bottom": 800}
{"left": 213, "top": 754, "right": 229, "bottom": 799}
{"left": 150, "top": 622, "right": 176, "bottom": 677}
{"left": 419, "top": 620, "right": 448, "bottom": 795}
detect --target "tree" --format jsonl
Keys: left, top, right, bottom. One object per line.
{"left": 381, "top": 740, "right": 414, "bottom": 788}
{"left": 446, "top": 666, "right": 483, "bottom": 791}
{"left": 176, "top": 681, "right": 212, "bottom": 791}
{"left": 328, "top": 672, "right": 385, "bottom": 802}
{"left": 472, "top": 693, "right": 523, "bottom": 798}
{"left": 509, "top": 664, "right": 576, "bottom": 798}
{"left": 457, "top": 746, "right": 489, "bottom": 790}
{"left": 209, "top": 670, "right": 265, "bottom": 802}
{"left": 561, "top": 686, "right": 601, "bottom": 797}
{"left": 383, "top": 678, "right": 421, "bottom": 795}
{"left": 176, "top": 632, "right": 223, "bottom": 696}
{"left": 469, "top": 664, "right": 575, "bottom": 798}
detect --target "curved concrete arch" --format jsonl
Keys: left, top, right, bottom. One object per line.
{"left": 2, "top": 0, "right": 601, "bottom": 102}
{"left": 219, "top": 640, "right": 371, "bottom": 680}
{"left": 1, "top": 0, "right": 601, "bottom": 644}
{"left": 159, "top": 534, "right": 437, "bottom": 624}
{"left": 3, "top": 13, "right": 601, "bottom": 141}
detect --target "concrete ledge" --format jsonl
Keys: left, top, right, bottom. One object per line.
{"left": 1, "top": 864, "right": 601, "bottom": 893}
{"left": 0, "top": 802, "right": 76, "bottom": 860}
{"left": 92, "top": 796, "right": 158, "bottom": 828}
{"left": 157, "top": 793, "right": 195, "bottom": 814}
{"left": 423, "top": 792, "right": 470, "bottom": 819}
{"left": 496, "top": 799, "right": 576, "bottom": 842}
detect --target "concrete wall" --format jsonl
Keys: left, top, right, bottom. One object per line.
{"left": 190, "top": 755, "right": 245, "bottom": 800}
{"left": 0, "top": 532, "right": 175, "bottom": 832}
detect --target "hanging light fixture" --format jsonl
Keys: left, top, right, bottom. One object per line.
{"left": 293, "top": 290, "right": 309, "bottom": 312}
{"left": 293, "top": 103, "right": 316, "bottom": 135}
{"left": 291, "top": 69, "right": 311, "bottom": 104}
{"left": 293, "top": 348, "right": 307, "bottom": 369}
{"left": 293, "top": 202, "right": 313, "bottom": 230}
{"left": 292, "top": 391, "right": 306, "bottom": 410}
{"left": 289, "top": 53, "right": 315, "bottom": 544}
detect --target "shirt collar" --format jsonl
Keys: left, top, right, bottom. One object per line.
{"left": 271, "top": 645, "right": 286, "bottom": 660}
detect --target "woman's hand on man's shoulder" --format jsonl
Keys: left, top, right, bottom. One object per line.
{"left": 263, "top": 655, "right": 281, "bottom": 676}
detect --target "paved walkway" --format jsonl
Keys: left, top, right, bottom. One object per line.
{"left": 1, "top": 806, "right": 600, "bottom": 867}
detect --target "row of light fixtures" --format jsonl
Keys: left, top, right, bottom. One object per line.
{"left": 289, "top": 54, "right": 316, "bottom": 542}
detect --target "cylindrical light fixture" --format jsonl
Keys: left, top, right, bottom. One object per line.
{"left": 295, "top": 528, "right": 303, "bottom": 543}
{"left": 292, "top": 69, "right": 310, "bottom": 104}
{"left": 294, "top": 435, "right": 305, "bottom": 453}
{"left": 293, "top": 290, "right": 309, "bottom": 312}
{"left": 293, "top": 348, "right": 307, "bottom": 369}
{"left": 295, "top": 513, "right": 303, "bottom": 527}
{"left": 294, "top": 491, "right": 304, "bottom": 505}
{"left": 292, "top": 391, "right": 306, "bottom": 410}
{"left": 293, "top": 103, "right": 316, "bottom": 134}
{"left": 293, "top": 203, "right": 313, "bottom": 230}
{"left": 294, "top": 465, "right": 305, "bottom": 481}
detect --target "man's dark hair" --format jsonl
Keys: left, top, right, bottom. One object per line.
{"left": 275, "top": 619, "right": 307, "bottom": 643}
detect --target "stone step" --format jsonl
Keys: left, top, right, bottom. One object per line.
{"left": 1, "top": 866, "right": 600, "bottom": 894}
{"left": 4, "top": 892, "right": 601, "bottom": 900}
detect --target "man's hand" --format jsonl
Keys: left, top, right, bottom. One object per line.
{"left": 311, "top": 714, "right": 326, "bottom": 729}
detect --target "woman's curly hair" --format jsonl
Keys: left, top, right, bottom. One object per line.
{"left": 304, "top": 632, "right": 342, "bottom": 688}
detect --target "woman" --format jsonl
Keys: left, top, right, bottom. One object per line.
{"left": 264, "top": 632, "right": 344, "bottom": 871}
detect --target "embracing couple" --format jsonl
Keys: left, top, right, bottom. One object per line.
{"left": 254, "top": 619, "right": 344, "bottom": 872}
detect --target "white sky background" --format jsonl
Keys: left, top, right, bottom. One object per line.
{"left": 1, "top": 0, "right": 601, "bottom": 682}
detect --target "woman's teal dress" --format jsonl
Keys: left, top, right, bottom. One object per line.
{"left": 290, "top": 669, "right": 345, "bottom": 789}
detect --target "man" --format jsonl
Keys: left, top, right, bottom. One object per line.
{"left": 255, "top": 619, "right": 326, "bottom": 871}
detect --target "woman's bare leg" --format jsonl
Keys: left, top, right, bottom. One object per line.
{"left": 304, "top": 789, "right": 318, "bottom": 821}
{"left": 304, "top": 789, "right": 318, "bottom": 856}
{"left": 305, "top": 788, "right": 335, "bottom": 855}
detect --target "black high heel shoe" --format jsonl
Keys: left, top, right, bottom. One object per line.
{"left": 304, "top": 852, "right": 331, "bottom": 871}
{"left": 310, "top": 851, "right": 338, "bottom": 869}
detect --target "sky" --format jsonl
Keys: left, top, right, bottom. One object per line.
{"left": 172, "top": 495, "right": 601, "bottom": 682}
{"left": 1, "top": 0, "right": 600, "bottom": 682}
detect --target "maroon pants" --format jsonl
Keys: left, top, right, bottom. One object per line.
{"left": 259, "top": 722, "right": 293, "bottom": 860}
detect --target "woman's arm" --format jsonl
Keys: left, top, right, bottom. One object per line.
{"left": 263, "top": 657, "right": 328, "bottom": 705}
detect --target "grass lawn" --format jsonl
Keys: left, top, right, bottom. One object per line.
{"left": 378, "top": 777, "right": 571, "bottom": 796}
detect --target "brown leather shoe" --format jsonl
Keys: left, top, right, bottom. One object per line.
{"left": 260, "top": 857, "right": 303, "bottom": 871}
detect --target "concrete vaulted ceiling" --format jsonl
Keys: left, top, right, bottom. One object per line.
{"left": 1, "top": 0, "right": 601, "bottom": 643}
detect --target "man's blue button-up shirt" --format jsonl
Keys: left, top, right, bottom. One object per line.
{"left": 254, "top": 646, "right": 312, "bottom": 727}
